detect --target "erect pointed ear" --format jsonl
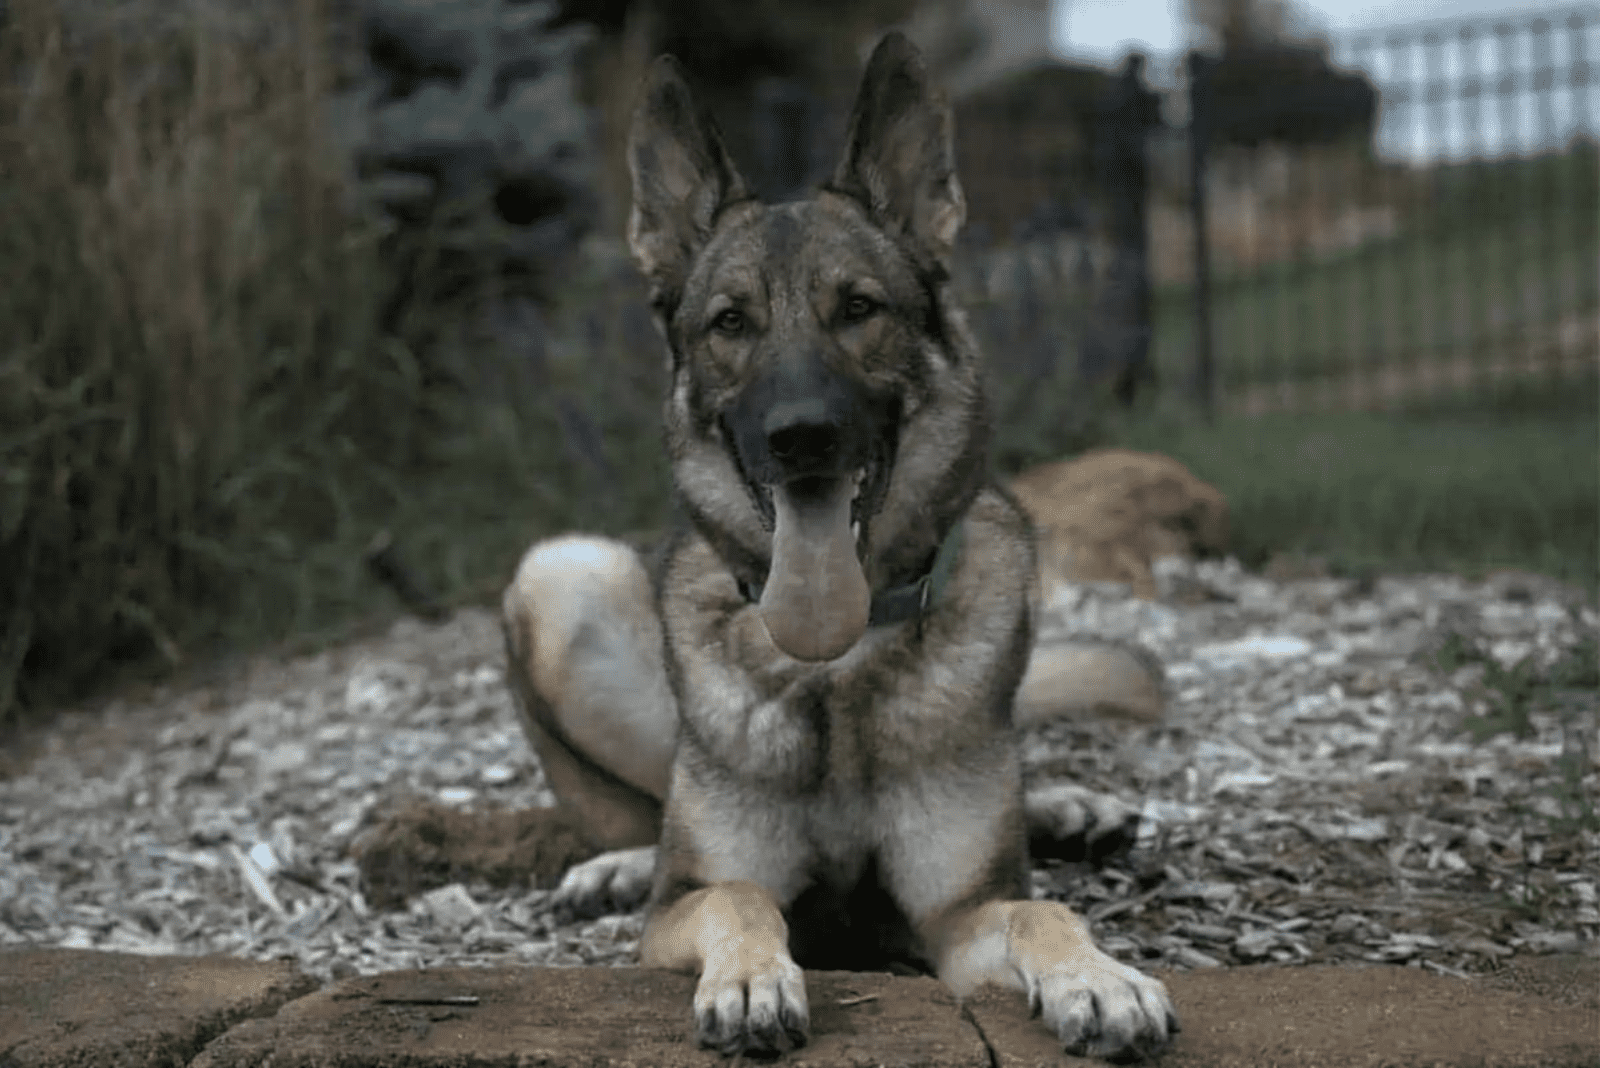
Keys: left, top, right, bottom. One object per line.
{"left": 627, "top": 56, "right": 750, "bottom": 304}
{"left": 829, "top": 33, "right": 965, "bottom": 268}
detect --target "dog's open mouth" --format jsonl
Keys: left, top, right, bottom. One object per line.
{"left": 756, "top": 468, "right": 874, "bottom": 662}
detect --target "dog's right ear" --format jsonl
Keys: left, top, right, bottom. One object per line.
{"left": 627, "top": 57, "right": 749, "bottom": 304}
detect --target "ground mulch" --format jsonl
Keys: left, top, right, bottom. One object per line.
{"left": 0, "top": 559, "right": 1593, "bottom": 990}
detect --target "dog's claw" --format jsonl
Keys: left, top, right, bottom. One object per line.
{"left": 1039, "top": 953, "right": 1177, "bottom": 1062}
{"left": 692, "top": 949, "right": 809, "bottom": 1057}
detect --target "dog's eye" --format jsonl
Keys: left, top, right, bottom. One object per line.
{"left": 711, "top": 309, "right": 745, "bottom": 336}
{"left": 842, "top": 295, "right": 878, "bottom": 323}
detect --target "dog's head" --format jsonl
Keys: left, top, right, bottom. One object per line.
{"left": 628, "top": 34, "right": 989, "bottom": 662}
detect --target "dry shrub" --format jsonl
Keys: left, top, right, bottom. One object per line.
{"left": 0, "top": 0, "right": 404, "bottom": 723}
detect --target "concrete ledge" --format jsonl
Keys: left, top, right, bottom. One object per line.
{"left": 3, "top": 949, "right": 1596, "bottom": 1068}
{"left": 192, "top": 967, "right": 987, "bottom": 1068}
{"left": 0, "top": 948, "right": 315, "bottom": 1068}
{"left": 963, "top": 961, "right": 1600, "bottom": 1068}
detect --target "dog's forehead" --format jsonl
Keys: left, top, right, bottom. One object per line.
{"left": 687, "top": 198, "right": 917, "bottom": 299}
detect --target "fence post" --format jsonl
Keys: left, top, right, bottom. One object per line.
{"left": 1186, "top": 50, "right": 1216, "bottom": 420}
{"left": 1089, "top": 52, "right": 1162, "bottom": 406}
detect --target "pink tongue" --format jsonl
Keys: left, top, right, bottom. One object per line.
{"left": 758, "top": 478, "right": 870, "bottom": 662}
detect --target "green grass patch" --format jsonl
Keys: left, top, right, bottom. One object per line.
{"left": 1152, "top": 145, "right": 1600, "bottom": 392}
{"left": 1393, "top": 367, "right": 1600, "bottom": 420}
{"left": 1105, "top": 406, "right": 1599, "bottom": 586}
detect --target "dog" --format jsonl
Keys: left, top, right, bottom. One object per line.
{"left": 500, "top": 34, "right": 1178, "bottom": 1061}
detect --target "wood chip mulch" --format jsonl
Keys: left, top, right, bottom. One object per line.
{"left": 1, "top": 558, "right": 1594, "bottom": 984}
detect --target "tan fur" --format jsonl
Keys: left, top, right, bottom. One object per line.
{"left": 935, "top": 899, "right": 1177, "bottom": 1060}
{"left": 500, "top": 34, "right": 1177, "bottom": 1061}
{"left": 1010, "top": 448, "right": 1229, "bottom": 601}
{"left": 1016, "top": 640, "right": 1166, "bottom": 725}
{"left": 501, "top": 537, "right": 668, "bottom": 850}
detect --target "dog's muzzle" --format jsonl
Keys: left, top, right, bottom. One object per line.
{"left": 724, "top": 363, "right": 897, "bottom": 663}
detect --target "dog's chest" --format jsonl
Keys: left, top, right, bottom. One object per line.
{"left": 773, "top": 628, "right": 972, "bottom": 785}
{"left": 670, "top": 557, "right": 1024, "bottom": 793}
{"left": 798, "top": 790, "right": 877, "bottom": 874}
{"left": 775, "top": 793, "right": 925, "bottom": 972}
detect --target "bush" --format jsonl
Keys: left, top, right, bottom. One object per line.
{"left": 0, "top": 0, "right": 671, "bottom": 729}
{"left": 0, "top": 0, "right": 382, "bottom": 718}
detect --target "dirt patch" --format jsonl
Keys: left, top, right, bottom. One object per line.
{"left": 1229, "top": 323, "right": 1597, "bottom": 416}
{"left": 353, "top": 799, "right": 597, "bottom": 910}
{"left": 1483, "top": 953, "right": 1600, "bottom": 1009}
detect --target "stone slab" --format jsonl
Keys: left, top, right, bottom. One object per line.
{"left": 191, "top": 966, "right": 989, "bottom": 1068}
{"left": 5, "top": 950, "right": 1596, "bottom": 1068}
{"left": 967, "top": 961, "right": 1600, "bottom": 1068}
{"left": 0, "top": 947, "right": 315, "bottom": 1068}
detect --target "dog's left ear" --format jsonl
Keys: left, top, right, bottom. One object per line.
{"left": 830, "top": 33, "right": 966, "bottom": 268}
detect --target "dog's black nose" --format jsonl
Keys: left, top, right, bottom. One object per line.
{"left": 764, "top": 399, "right": 841, "bottom": 473}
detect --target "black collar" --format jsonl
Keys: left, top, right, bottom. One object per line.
{"left": 736, "top": 522, "right": 965, "bottom": 627}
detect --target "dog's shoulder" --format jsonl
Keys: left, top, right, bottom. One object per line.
{"left": 950, "top": 482, "right": 1037, "bottom": 605}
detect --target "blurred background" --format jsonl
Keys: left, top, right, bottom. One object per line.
{"left": 0, "top": 0, "right": 1595, "bottom": 729}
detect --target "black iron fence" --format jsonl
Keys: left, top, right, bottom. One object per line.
{"left": 1180, "top": 3, "right": 1599, "bottom": 415}
{"left": 935, "top": 4, "right": 1597, "bottom": 425}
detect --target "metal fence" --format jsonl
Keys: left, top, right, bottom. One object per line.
{"left": 1182, "top": 4, "right": 1599, "bottom": 416}
{"left": 733, "top": 6, "right": 1597, "bottom": 425}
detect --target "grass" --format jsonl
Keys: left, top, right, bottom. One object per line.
{"left": 0, "top": 0, "right": 391, "bottom": 713}
{"left": 1151, "top": 147, "right": 1600, "bottom": 393}
{"left": 1102, "top": 401, "right": 1599, "bottom": 586}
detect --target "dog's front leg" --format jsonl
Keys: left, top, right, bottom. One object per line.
{"left": 935, "top": 899, "right": 1178, "bottom": 1061}
{"left": 641, "top": 880, "right": 809, "bottom": 1055}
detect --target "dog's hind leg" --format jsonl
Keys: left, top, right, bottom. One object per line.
{"left": 1024, "top": 782, "right": 1142, "bottom": 864}
{"left": 502, "top": 536, "right": 678, "bottom": 911}
{"left": 1014, "top": 640, "right": 1160, "bottom": 864}
{"left": 1014, "top": 639, "right": 1166, "bottom": 726}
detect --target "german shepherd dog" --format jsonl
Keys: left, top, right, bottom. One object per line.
{"left": 500, "top": 34, "right": 1178, "bottom": 1061}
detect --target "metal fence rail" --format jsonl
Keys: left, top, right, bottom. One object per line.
{"left": 1184, "top": 4, "right": 1599, "bottom": 416}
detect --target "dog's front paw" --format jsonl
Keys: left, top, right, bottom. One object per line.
{"left": 1029, "top": 950, "right": 1177, "bottom": 1062}
{"left": 551, "top": 846, "right": 656, "bottom": 920}
{"left": 694, "top": 942, "right": 809, "bottom": 1056}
